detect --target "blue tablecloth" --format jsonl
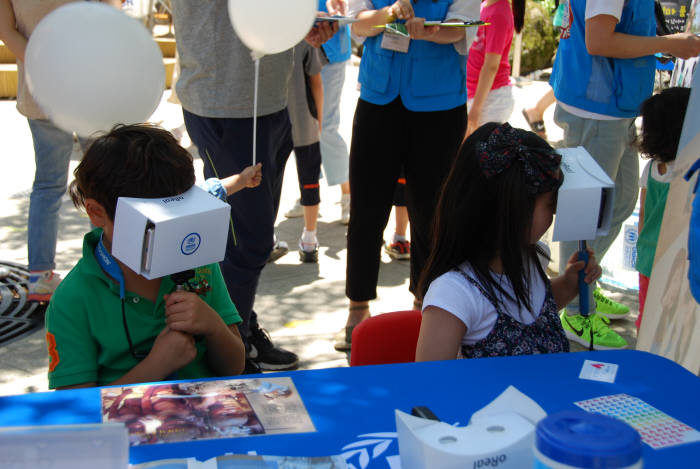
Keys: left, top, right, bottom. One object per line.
{"left": 1, "top": 350, "right": 698, "bottom": 467}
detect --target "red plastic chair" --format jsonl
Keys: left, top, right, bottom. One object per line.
{"left": 350, "top": 310, "right": 422, "bottom": 366}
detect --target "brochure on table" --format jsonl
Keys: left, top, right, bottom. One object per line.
{"left": 101, "top": 377, "right": 315, "bottom": 446}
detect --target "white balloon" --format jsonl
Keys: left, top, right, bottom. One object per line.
{"left": 228, "top": 0, "right": 318, "bottom": 56}
{"left": 25, "top": 3, "right": 165, "bottom": 137}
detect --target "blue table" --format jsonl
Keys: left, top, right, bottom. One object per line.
{"left": 1, "top": 350, "right": 698, "bottom": 467}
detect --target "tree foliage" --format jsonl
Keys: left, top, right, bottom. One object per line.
{"left": 514, "top": 0, "right": 560, "bottom": 76}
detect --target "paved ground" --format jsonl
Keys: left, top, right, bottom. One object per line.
{"left": 0, "top": 61, "right": 640, "bottom": 396}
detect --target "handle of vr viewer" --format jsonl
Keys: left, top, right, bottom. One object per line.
{"left": 167, "top": 268, "right": 198, "bottom": 380}
{"left": 171, "top": 269, "right": 195, "bottom": 290}
{"left": 412, "top": 406, "right": 440, "bottom": 421}
{"left": 578, "top": 240, "right": 589, "bottom": 317}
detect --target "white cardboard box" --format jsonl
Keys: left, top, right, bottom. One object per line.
{"left": 112, "top": 185, "right": 230, "bottom": 279}
{"left": 0, "top": 423, "right": 128, "bottom": 469}
{"left": 396, "top": 386, "right": 545, "bottom": 469}
{"left": 552, "top": 146, "right": 615, "bottom": 242}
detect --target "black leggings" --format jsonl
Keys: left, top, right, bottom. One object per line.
{"left": 393, "top": 167, "right": 407, "bottom": 207}
{"left": 293, "top": 142, "right": 322, "bottom": 206}
{"left": 346, "top": 98, "right": 466, "bottom": 301}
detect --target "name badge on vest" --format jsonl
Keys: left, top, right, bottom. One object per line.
{"left": 381, "top": 30, "right": 410, "bottom": 53}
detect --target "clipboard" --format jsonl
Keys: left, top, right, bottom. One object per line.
{"left": 424, "top": 20, "right": 488, "bottom": 27}
{"left": 372, "top": 19, "right": 488, "bottom": 33}
{"left": 315, "top": 15, "right": 358, "bottom": 26}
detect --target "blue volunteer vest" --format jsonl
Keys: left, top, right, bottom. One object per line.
{"left": 358, "top": 0, "right": 467, "bottom": 112}
{"left": 685, "top": 160, "right": 700, "bottom": 304}
{"left": 319, "top": 0, "right": 352, "bottom": 63}
{"left": 550, "top": 0, "right": 656, "bottom": 118}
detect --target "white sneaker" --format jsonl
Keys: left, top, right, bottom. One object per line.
{"left": 284, "top": 199, "right": 304, "bottom": 218}
{"left": 267, "top": 239, "right": 289, "bottom": 263}
{"left": 340, "top": 193, "right": 350, "bottom": 225}
{"left": 28, "top": 270, "right": 62, "bottom": 302}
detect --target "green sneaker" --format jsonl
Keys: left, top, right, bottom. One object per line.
{"left": 560, "top": 311, "right": 628, "bottom": 350}
{"left": 593, "top": 287, "right": 630, "bottom": 319}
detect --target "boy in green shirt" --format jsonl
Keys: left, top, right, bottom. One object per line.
{"left": 46, "top": 124, "right": 252, "bottom": 389}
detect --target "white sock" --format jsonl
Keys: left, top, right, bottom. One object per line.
{"left": 393, "top": 233, "right": 407, "bottom": 243}
{"left": 301, "top": 229, "right": 317, "bottom": 251}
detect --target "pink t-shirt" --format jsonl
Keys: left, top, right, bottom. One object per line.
{"left": 466, "top": 0, "right": 514, "bottom": 99}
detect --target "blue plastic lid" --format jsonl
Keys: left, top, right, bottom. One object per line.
{"left": 536, "top": 411, "right": 642, "bottom": 468}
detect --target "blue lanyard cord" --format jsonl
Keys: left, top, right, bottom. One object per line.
{"left": 94, "top": 235, "right": 148, "bottom": 360}
{"left": 93, "top": 236, "right": 181, "bottom": 376}
{"left": 94, "top": 234, "right": 125, "bottom": 299}
{"left": 121, "top": 299, "right": 148, "bottom": 360}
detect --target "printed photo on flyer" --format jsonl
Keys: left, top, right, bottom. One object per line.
{"left": 101, "top": 377, "right": 315, "bottom": 446}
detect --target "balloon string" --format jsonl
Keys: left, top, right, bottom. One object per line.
{"left": 253, "top": 57, "right": 260, "bottom": 166}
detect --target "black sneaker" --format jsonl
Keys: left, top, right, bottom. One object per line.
{"left": 243, "top": 357, "right": 263, "bottom": 375}
{"left": 248, "top": 326, "right": 299, "bottom": 371}
{"left": 298, "top": 239, "right": 319, "bottom": 263}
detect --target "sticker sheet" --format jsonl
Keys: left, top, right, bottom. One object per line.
{"left": 575, "top": 394, "right": 700, "bottom": 449}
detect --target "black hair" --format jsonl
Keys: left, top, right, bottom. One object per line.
{"left": 417, "top": 122, "right": 557, "bottom": 312}
{"left": 638, "top": 87, "right": 691, "bottom": 163}
{"left": 512, "top": 0, "right": 525, "bottom": 34}
{"left": 69, "top": 124, "right": 195, "bottom": 220}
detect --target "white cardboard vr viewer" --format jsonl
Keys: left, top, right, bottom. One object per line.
{"left": 112, "top": 185, "right": 230, "bottom": 279}
{"left": 395, "top": 386, "right": 547, "bottom": 469}
{"left": 552, "top": 146, "right": 615, "bottom": 242}
{"left": 396, "top": 410, "right": 535, "bottom": 469}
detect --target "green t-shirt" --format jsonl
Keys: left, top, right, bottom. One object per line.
{"left": 46, "top": 228, "right": 241, "bottom": 389}
{"left": 636, "top": 167, "right": 671, "bottom": 277}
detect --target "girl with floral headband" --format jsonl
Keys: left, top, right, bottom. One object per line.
{"left": 415, "top": 123, "right": 602, "bottom": 360}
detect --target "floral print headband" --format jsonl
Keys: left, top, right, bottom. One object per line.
{"left": 477, "top": 123, "right": 562, "bottom": 195}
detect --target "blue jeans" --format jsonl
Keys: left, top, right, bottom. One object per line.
{"left": 553, "top": 105, "right": 639, "bottom": 314}
{"left": 27, "top": 118, "right": 76, "bottom": 272}
{"left": 319, "top": 60, "right": 349, "bottom": 186}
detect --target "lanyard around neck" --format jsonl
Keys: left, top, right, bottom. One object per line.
{"left": 94, "top": 234, "right": 126, "bottom": 300}
{"left": 95, "top": 233, "right": 151, "bottom": 360}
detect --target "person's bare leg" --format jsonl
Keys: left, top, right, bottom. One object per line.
{"left": 340, "top": 181, "right": 351, "bottom": 224}
{"left": 334, "top": 299, "right": 371, "bottom": 351}
{"left": 394, "top": 206, "right": 408, "bottom": 239}
{"left": 303, "top": 204, "right": 319, "bottom": 232}
{"left": 523, "top": 88, "right": 555, "bottom": 140}
{"left": 413, "top": 297, "right": 422, "bottom": 311}
{"left": 348, "top": 300, "right": 371, "bottom": 327}
{"left": 535, "top": 88, "right": 556, "bottom": 116}
{"left": 524, "top": 89, "right": 555, "bottom": 125}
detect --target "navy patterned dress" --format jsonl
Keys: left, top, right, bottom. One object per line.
{"left": 457, "top": 270, "right": 569, "bottom": 358}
